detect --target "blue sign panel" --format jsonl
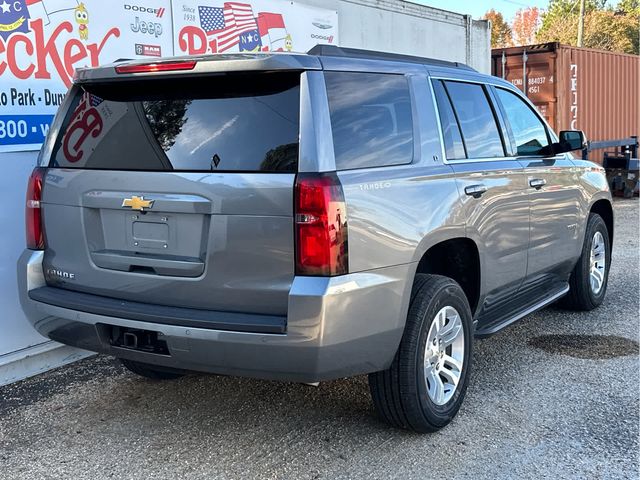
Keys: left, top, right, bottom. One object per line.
{"left": 0, "top": 114, "right": 53, "bottom": 147}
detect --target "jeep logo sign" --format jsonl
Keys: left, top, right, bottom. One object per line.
{"left": 131, "top": 17, "right": 163, "bottom": 37}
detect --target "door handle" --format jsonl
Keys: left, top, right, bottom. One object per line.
{"left": 529, "top": 178, "right": 547, "bottom": 189}
{"left": 464, "top": 184, "right": 488, "bottom": 198}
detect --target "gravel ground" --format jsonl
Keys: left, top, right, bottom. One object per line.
{"left": 1, "top": 200, "right": 638, "bottom": 480}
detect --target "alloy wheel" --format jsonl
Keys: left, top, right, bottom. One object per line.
{"left": 423, "top": 306, "right": 465, "bottom": 406}
{"left": 589, "top": 231, "right": 606, "bottom": 295}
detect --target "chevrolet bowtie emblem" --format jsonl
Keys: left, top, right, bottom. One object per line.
{"left": 122, "top": 195, "right": 154, "bottom": 211}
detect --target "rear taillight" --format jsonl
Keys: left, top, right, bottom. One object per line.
{"left": 115, "top": 60, "right": 197, "bottom": 74}
{"left": 26, "top": 167, "right": 46, "bottom": 250}
{"left": 295, "top": 173, "right": 348, "bottom": 276}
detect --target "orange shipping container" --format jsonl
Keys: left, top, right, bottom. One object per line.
{"left": 492, "top": 42, "right": 639, "bottom": 163}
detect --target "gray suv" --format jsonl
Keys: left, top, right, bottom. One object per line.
{"left": 19, "top": 46, "right": 613, "bottom": 432}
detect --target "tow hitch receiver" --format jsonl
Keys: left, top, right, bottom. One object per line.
{"left": 108, "top": 326, "right": 170, "bottom": 355}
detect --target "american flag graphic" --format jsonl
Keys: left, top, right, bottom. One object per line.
{"left": 89, "top": 94, "right": 104, "bottom": 107}
{"left": 198, "top": 5, "right": 225, "bottom": 35}
{"left": 72, "top": 92, "right": 102, "bottom": 120}
{"left": 216, "top": 2, "right": 258, "bottom": 52}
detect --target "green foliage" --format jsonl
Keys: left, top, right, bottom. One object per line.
{"left": 538, "top": 0, "right": 603, "bottom": 38}
{"left": 617, "top": 0, "right": 640, "bottom": 15}
{"left": 536, "top": 0, "right": 640, "bottom": 54}
{"left": 143, "top": 100, "right": 192, "bottom": 151}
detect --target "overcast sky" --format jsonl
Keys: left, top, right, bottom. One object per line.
{"left": 409, "top": 0, "right": 553, "bottom": 21}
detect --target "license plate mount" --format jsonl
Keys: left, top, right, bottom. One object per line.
{"left": 106, "top": 325, "right": 170, "bottom": 355}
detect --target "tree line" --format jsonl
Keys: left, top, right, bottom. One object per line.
{"left": 485, "top": 0, "right": 639, "bottom": 54}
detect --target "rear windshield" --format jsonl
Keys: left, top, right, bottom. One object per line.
{"left": 50, "top": 73, "right": 301, "bottom": 172}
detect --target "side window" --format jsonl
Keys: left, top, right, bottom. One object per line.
{"left": 432, "top": 80, "right": 466, "bottom": 160}
{"left": 325, "top": 72, "right": 414, "bottom": 170}
{"left": 495, "top": 88, "right": 550, "bottom": 156}
{"left": 444, "top": 81, "right": 505, "bottom": 159}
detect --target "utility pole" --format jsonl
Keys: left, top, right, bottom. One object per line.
{"left": 577, "top": 0, "right": 586, "bottom": 47}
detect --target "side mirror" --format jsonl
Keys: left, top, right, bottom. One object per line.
{"left": 558, "top": 130, "right": 587, "bottom": 152}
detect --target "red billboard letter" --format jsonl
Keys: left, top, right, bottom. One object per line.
{"left": 178, "top": 26, "right": 207, "bottom": 55}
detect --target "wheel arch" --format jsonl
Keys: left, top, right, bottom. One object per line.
{"left": 413, "top": 238, "right": 481, "bottom": 316}
{"left": 589, "top": 198, "right": 614, "bottom": 246}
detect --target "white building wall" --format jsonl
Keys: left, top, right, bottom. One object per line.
{"left": 298, "top": 0, "right": 490, "bottom": 72}
{"left": 0, "top": 152, "right": 94, "bottom": 385}
{"left": 0, "top": 153, "right": 45, "bottom": 356}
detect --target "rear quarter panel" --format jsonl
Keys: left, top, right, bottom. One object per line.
{"left": 338, "top": 164, "right": 464, "bottom": 272}
{"left": 336, "top": 73, "right": 466, "bottom": 273}
{"left": 305, "top": 69, "right": 468, "bottom": 355}
{"left": 337, "top": 163, "right": 464, "bottom": 350}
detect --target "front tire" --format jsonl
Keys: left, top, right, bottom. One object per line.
{"left": 561, "top": 213, "right": 611, "bottom": 311}
{"left": 369, "top": 274, "right": 473, "bottom": 433}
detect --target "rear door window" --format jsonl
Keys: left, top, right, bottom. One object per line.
{"left": 50, "top": 73, "right": 300, "bottom": 172}
{"left": 432, "top": 80, "right": 466, "bottom": 160}
{"left": 325, "top": 72, "right": 414, "bottom": 170}
{"left": 444, "top": 81, "right": 505, "bottom": 159}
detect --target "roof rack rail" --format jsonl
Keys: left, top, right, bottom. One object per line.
{"left": 307, "top": 45, "right": 475, "bottom": 71}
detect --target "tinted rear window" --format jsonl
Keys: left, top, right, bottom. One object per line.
{"left": 444, "top": 81, "right": 505, "bottom": 159}
{"left": 432, "top": 80, "right": 466, "bottom": 160}
{"left": 325, "top": 72, "right": 413, "bottom": 170}
{"left": 50, "top": 73, "right": 300, "bottom": 172}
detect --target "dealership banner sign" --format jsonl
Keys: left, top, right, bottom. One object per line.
{"left": 0, "top": 0, "right": 338, "bottom": 153}
{"left": 173, "top": 1, "right": 337, "bottom": 55}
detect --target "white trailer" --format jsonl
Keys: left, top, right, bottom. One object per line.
{"left": 0, "top": 0, "right": 490, "bottom": 385}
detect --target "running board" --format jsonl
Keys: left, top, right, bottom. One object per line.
{"left": 474, "top": 284, "right": 570, "bottom": 338}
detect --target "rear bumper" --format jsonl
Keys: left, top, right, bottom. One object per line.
{"left": 18, "top": 250, "right": 412, "bottom": 382}
{"left": 28, "top": 286, "right": 287, "bottom": 334}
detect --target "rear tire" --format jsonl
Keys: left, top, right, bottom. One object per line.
{"left": 120, "top": 359, "right": 186, "bottom": 380}
{"left": 560, "top": 213, "right": 611, "bottom": 311}
{"left": 369, "top": 274, "right": 473, "bottom": 433}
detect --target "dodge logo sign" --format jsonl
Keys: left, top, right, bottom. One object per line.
{"left": 124, "top": 4, "right": 166, "bottom": 17}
